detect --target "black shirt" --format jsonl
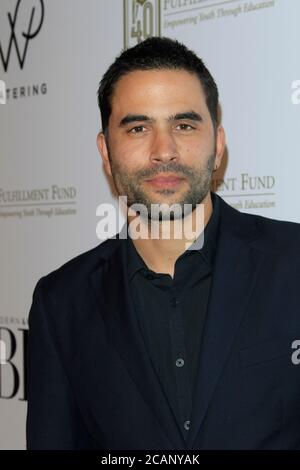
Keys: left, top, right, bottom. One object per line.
{"left": 125, "top": 192, "right": 220, "bottom": 442}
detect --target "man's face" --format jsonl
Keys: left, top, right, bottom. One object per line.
{"left": 97, "top": 69, "right": 225, "bottom": 220}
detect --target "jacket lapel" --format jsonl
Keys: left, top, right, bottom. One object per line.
{"left": 187, "top": 200, "right": 266, "bottom": 449}
{"left": 89, "top": 235, "right": 186, "bottom": 449}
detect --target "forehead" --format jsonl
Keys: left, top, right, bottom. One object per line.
{"left": 110, "top": 69, "right": 208, "bottom": 116}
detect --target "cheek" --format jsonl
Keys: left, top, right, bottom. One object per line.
{"left": 188, "top": 135, "right": 215, "bottom": 157}
{"left": 179, "top": 140, "right": 209, "bottom": 159}
{"left": 116, "top": 143, "right": 150, "bottom": 170}
{"left": 110, "top": 146, "right": 145, "bottom": 176}
{"left": 177, "top": 130, "right": 212, "bottom": 151}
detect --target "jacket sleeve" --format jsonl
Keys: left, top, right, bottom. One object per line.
{"left": 26, "top": 277, "right": 97, "bottom": 449}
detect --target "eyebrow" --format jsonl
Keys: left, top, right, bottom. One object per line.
{"left": 119, "top": 111, "right": 203, "bottom": 127}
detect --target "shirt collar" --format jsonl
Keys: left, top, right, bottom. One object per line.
{"left": 126, "top": 191, "right": 220, "bottom": 281}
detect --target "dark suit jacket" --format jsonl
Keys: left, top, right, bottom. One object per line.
{"left": 26, "top": 194, "right": 300, "bottom": 450}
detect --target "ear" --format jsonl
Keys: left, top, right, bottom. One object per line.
{"left": 96, "top": 131, "right": 112, "bottom": 177}
{"left": 214, "top": 125, "right": 226, "bottom": 171}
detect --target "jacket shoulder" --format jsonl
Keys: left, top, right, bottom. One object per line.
{"left": 34, "top": 235, "right": 121, "bottom": 298}
{"left": 243, "top": 211, "right": 300, "bottom": 244}
{"left": 220, "top": 197, "right": 300, "bottom": 254}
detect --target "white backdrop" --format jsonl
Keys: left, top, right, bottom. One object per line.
{"left": 0, "top": 0, "right": 299, "bottom": 449}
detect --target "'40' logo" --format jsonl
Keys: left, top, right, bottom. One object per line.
{"left": 124, "top": 0, "right": 161, "bottom": 48}
{"left": 0, "top": 0, "right": 44, "bottom": 72}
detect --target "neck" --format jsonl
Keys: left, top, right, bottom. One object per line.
{"left": 127, "top": 192, "right": 213, "bottom": 278}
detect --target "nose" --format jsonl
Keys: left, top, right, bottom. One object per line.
{"left": 149, "top": 128, "right": 179, "bottom": 164}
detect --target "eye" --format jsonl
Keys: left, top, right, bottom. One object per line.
{"left": 175, "top": 123, "right": 195, "bottom": 131}
{"left": 128, "top": 125, "right": 146, "bottom": 133}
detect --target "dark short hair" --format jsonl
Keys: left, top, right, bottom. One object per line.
{"left": 97, "top": 36, "right": 219, "bottom": 135}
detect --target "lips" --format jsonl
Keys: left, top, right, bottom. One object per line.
{"left": 145, "top": 174, "right": 185, "bottom": 188}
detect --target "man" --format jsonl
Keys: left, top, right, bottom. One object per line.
{"left": 26, "top": 37, "right": 300, "bottom": 450}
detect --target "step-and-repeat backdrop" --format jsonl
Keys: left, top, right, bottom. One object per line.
{"left": 0, "top": 0, "right": 299, "bottom": 449}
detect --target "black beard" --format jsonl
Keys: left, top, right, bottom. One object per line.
{"left": 109, "top": 152, "right": 215, "bottom": 221}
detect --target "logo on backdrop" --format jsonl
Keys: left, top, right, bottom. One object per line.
{"left": 0, "top": 185, "right": 78, "bottom": 220}
{"left": 0, "top": 0, "right": 44, "bottom": 73}
{"left": 124, "top": 0, "right": 161, "bottom": 48}
{"left": 161, "top": 0, "right": 275, "bottom": 32}
{"left": 0, "top": 323, "right": 28, "bottom": 401}
{"left": 123, "top": 1, "right": 276, "bottom": 43}
{"left": 212, "top": 173, "right": 276, "bottom": 212}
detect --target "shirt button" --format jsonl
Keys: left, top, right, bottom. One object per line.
{"left": 175, "top": 358, "right": 185, "bottom": 367}
{"left": 184, "top": 420, "right": 190, "bottom": 431}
